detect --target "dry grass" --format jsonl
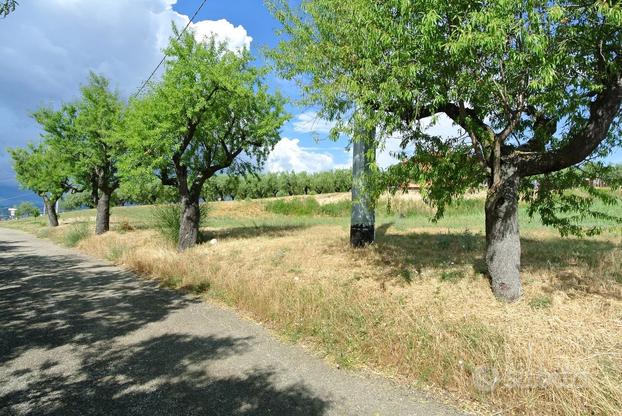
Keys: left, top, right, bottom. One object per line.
{"left": 67, "top": 219, "right": 622, "bottom": 416}
{"left": 4, "top": 194, "right": 620, "bottom": 415}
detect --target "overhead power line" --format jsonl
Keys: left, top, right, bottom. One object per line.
{"left": 133, "top": 0, "right": 209, "bottom": 98}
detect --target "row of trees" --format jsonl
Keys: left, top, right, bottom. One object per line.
{"left": 55, "top": 169, "right": 351, "bottom": 209}
{"left": 203, "top": 170, "right": 351, "bottom": 201}
{"left": 9, "top": 1, "right": 622, "bottom": 302}
{"left": 10, "top": 27, "right": 288, "bottom": 250}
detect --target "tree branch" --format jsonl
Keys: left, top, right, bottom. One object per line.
{"left": 158, "top": 166, "right": 178, "bottom": 187}
{"left": 517, "top": 72, "right": 622, "bottom": 177}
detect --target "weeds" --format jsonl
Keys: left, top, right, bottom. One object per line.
{"left": 106, "top": 244, "right": 126, "bottom": 262}
{"left": 529, "top": 295, "right": 552, "bottom": 309}
{"left": 440, "top": 270, "right": 463, "bottom": 283}
{"left": 63, "top": 223, "right": 90, "bottom": 247}
{"left": 116, "top": 219, "right": 134, "bottom": 233}
{"left": 152, "top": 203, "right": 209, "bottom": 244}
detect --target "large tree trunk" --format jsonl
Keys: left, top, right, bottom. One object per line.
{"left": 485, "top": 163, "right": 522, "bottom": 302}
{"left": 178, "top": 195, "right": 200, "bottom": 251}
{"left": 95, "top": 191, "right": 111, "bottom": 235}
{"left": 43, "top": 197, "right": 59, "bottom": 227}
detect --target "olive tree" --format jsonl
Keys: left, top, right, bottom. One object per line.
{"left": 123, "top": 29, "right": 288, "bottom": 250}
{"left": 270, "top": 0, "right": 622, "bottom": 301}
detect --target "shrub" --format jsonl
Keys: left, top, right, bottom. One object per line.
{"left": 15, "top": 201, "right": 40, "bottom": 218}
{"left": 152, "top": 203, "right": 209, "bottom": 244}
{"left": 265, "top": 198, "right": 351, "bottom": 217}
{"left": 64, "top": 223, "right": 90, "bottom": 247}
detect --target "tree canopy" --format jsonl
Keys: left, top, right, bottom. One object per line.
{"left": 270, "top": 0, "right": 622, "bottom": 300}
{"left": 123, "top": 28, "right": 289, "bottom": 249}
{"left": 35, "top": 73, "right": 125, "bottom": 234}
{"left": 8, "top": 118, "right": 75, "bottom": 226}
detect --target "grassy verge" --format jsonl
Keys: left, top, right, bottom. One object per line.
{"left": 2, "top": 194, "right": 621, "bottom": 415}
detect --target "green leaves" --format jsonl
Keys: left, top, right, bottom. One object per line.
{"left": 10, "top": 72, "right": 125, "bottom": 211}
{"left": 522, "top": 163, "right": 622, "bottom": 237}
{"left": 269, "top": 0, "right": 622, "bottom": 235}
{"left": 122, "top": 27, "right": 288, "bottom": 200}
{"left": 0, "top": 0, "right": 17, "bottom": 18}
{"left": 8, "top": 132, "right": 72, "bottom": 202}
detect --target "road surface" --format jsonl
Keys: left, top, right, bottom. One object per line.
{"left": 0, "top": 228, "right": 467, "bottom": 415}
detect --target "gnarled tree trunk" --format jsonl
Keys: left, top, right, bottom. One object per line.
{"left": 485, "top": 162, "right": 522, "bottom": 302}
{"left": 178, "top": 195, "right": 200, "bottom": 251}
{"left": 95, "top": 191, "right": 111, "bottom": 235}
{"left": 43, "top": 197, "right": 59, "bottom": 227}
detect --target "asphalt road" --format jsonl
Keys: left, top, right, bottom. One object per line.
{"left": 0, "top": 228, "right": 467, "bottom": 416}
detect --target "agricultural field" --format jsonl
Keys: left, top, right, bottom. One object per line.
{"left": 3, "top": 192, "right": 621, "bottom": 415}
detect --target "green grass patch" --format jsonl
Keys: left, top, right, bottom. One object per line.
{"left": 63, "top": 223, "right": 90, "bottom": 247}
{"left": 106, "top": 245, "right": 126, "bottom": 262}
{"left": 265, "top": 198, "right": 322, "bottom": 216}
{"left": 529, "top": 295, "right": 553, "bottom": 309}
{"left": 440, "top": 270, "right": 463, "bottom": 283}
{"left": 152, "top": 203, "right": 209, "bottom": 244}
{"left": 265, "top": 198, "right": 351, "bottom": 217}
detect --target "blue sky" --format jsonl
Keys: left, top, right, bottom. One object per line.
{"left": 0, "top": 0, "right": 620, "bottom": 207}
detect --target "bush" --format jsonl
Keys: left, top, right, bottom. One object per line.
{"left": 265, "top": 198, "right": 351, "bottom": 217}
{"left": 15, "top": 201, "right": 40, "bottom": 218}
{"left": 64, "top": 223, "right": 90, "bottom": 247}
{"left": 60, "top": 191, "right": 95, "bottom": 210}
{"left": 152, "top": 203, "right": 209, "bottom": 244}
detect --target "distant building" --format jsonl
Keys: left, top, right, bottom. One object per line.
{"left": 8, "top": 207, "right": 17, "bottom": 218}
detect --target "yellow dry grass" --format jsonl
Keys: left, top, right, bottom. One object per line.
{"left": 71, "top": 222, "right": 622, "bottom": 416}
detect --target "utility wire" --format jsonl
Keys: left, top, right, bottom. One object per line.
{"left": 133, "top": 0, "right": 208, "bottom": 98}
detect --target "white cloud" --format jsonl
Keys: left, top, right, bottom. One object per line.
{"left": 292, "top": 111, "right": 335, "bottom": 134}
{"left": 420, "top": 113, "right": 464, "bottom": 138}
{"left": 0, "top": 0, "right": 250, "bottom": 184}
{"left": 190, "top": 19, "right": 252, "bottom": 52}
{"left": 376, "top": 113, "right": 463, "bottom": 168}
{"left": 266, "top": 138, "right": 348, "bottom": 173}
{"left": 376, "top": 137, "right": 406, "bottom": 169}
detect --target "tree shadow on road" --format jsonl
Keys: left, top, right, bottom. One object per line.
{"left": 0, "top": 240, "right": 332, "bottom": 415}
{"left": 0, "top": 239, "right": 191, "bottom": 361}
{"left": 1, "top": 333, "right": 330, "bottom": 415}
